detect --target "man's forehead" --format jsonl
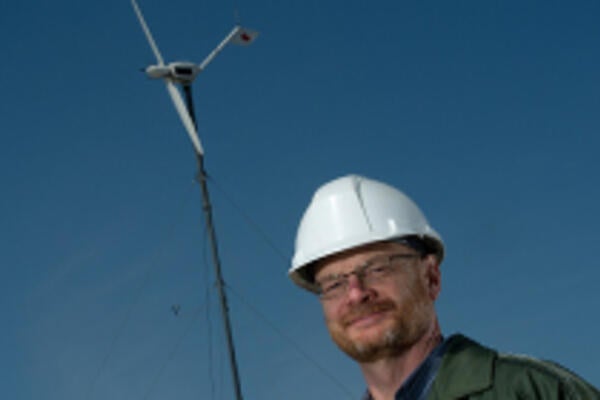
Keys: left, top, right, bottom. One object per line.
{"left": 314, "top": 240, "right": 414, "bottom": 279}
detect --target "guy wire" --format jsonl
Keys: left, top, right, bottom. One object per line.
{"left": 207, "top": 175, "right": 355, "bottom": 398}
{"left": 84, "top": 183, "right": 195, "bottom": 400}
{"left": 226, "top": 284, "right": 355, "bottom": 399}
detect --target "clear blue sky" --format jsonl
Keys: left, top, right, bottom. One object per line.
{"left": 2, "top": 0, "right": 599, "bottom": 399}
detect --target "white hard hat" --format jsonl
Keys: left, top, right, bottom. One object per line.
{"left": 289, "top": 175, "right": 444, "bottom": 292}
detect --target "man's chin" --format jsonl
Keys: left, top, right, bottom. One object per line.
{"left": 347, "top": 325, "right": 388, "bottom": 346}
{"left": 342, "top": 338, "right": 399, "bottom": 363}
{"left": 333, "top": 326, "right": 404, "bottom": 363}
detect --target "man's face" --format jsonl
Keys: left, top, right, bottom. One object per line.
{"left": 314, "top": 241, "right": 441, "bottom": 363}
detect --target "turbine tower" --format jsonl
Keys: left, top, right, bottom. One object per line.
{"left": 131, "top": 2, "right": 258, "bottom": 399}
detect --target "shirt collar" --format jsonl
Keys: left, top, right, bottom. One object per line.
{"left": 362, "top": 338, "right": 449, "bottom": 400}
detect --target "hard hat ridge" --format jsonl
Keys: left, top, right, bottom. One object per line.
{"left": 289, "top": 174, "right": 444, "bottom": 293}
{"left": 353, "top": 176, "right": 375, "bottom": 232}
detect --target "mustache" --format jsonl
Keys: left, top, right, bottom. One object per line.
{"left": 341, "top": 300, "right": 397, "bottom": 327}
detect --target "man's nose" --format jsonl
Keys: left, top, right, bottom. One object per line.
{"left": 346, "top": 274, "right": 373, "bottom": 303}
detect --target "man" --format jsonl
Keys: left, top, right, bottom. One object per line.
{"left": 289, "top": 175, "right": 599, "bottom": 400}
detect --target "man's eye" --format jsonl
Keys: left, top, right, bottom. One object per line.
{"left": 322, "top": 280, "right": 344, "bottom": 293}
{"left": 368, "top": 264, "right": 389, "bottom": 276}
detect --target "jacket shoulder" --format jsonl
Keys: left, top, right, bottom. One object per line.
{"left": 428, "top": 334, "right": 600, "bottom": 400}
{"left": 494, "top": 352, "right": 600, "bottom": 400}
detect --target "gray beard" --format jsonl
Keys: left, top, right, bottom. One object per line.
{"left": 343, "top": 326, "right": 405, "bottom": 363}
{"left": 331, "top": 300, "right": 433, "bottom": 363}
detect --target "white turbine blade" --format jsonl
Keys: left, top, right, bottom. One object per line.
{"left": 131, "top": 0, "right": 165, "bottom": 65}
{"left": 198, "top": 26, "right": 241, "bottom": 71}
{"left": 166, "top": 82, "right": 205, "bottom": 155}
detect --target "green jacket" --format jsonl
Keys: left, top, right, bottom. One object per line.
{"left": 427, "top": 335, "right": 599, "bottom": 400}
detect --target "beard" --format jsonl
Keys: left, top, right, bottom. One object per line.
{"left": 326, "top": 285, "right": 434, "bottom": 363}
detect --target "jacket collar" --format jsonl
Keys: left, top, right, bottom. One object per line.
{"left": 427, "top": 334, "right": 496, "bottom": 399}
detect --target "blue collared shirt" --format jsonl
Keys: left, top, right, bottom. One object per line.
{"left": 362, "top": 338, "right": 448, "bottom": 400}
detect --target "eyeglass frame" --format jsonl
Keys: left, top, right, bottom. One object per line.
{"left": 314, "top": 252, "right": 423, "bottom": 301}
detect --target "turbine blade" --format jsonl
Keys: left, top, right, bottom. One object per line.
{"left": 166, "top": 81, "right": 204, "bottom": 155}
{"left": 131, "top": 0, "right": 165, "bottom": 65}
{"left": 198, "top": 26, "right": 241, "bottom": 71}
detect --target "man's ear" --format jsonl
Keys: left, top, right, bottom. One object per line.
{"left": 423, "top": 254, "right": 441, "bottom": 300}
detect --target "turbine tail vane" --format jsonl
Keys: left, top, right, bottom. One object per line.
{"left": 230, "top": 27, "right": 259, "bottom": 46}
{"left": 131, "top": 0, "right": 165, "bottom": 65}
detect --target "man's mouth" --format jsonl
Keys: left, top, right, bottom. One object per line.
{"left": 342, "top": 302, "right": 395, "bottom": 328}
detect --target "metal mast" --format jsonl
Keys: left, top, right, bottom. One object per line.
{"left": 183, "top": 85, "right": 244, "bottom": 400}
{"left": 130, "top": 3, "right": 257, "bottom": 397}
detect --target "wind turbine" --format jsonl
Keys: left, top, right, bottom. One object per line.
{"left": 131, "top": 0, "right": 257, "bottom": 156}
{"left": 131, "top": 1, "right": 257, "bottom": 399}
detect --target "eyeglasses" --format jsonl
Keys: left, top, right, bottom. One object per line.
{"left": 315, "top": 253, "right": 421, "bottom": 301}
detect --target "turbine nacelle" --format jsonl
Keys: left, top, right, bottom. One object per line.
{"left": 145, "top": 62, "right": 202, "bottom": 84}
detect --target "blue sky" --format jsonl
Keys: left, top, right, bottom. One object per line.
{"left": 2, "top": 0, "right": 599, "bottom": 399}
